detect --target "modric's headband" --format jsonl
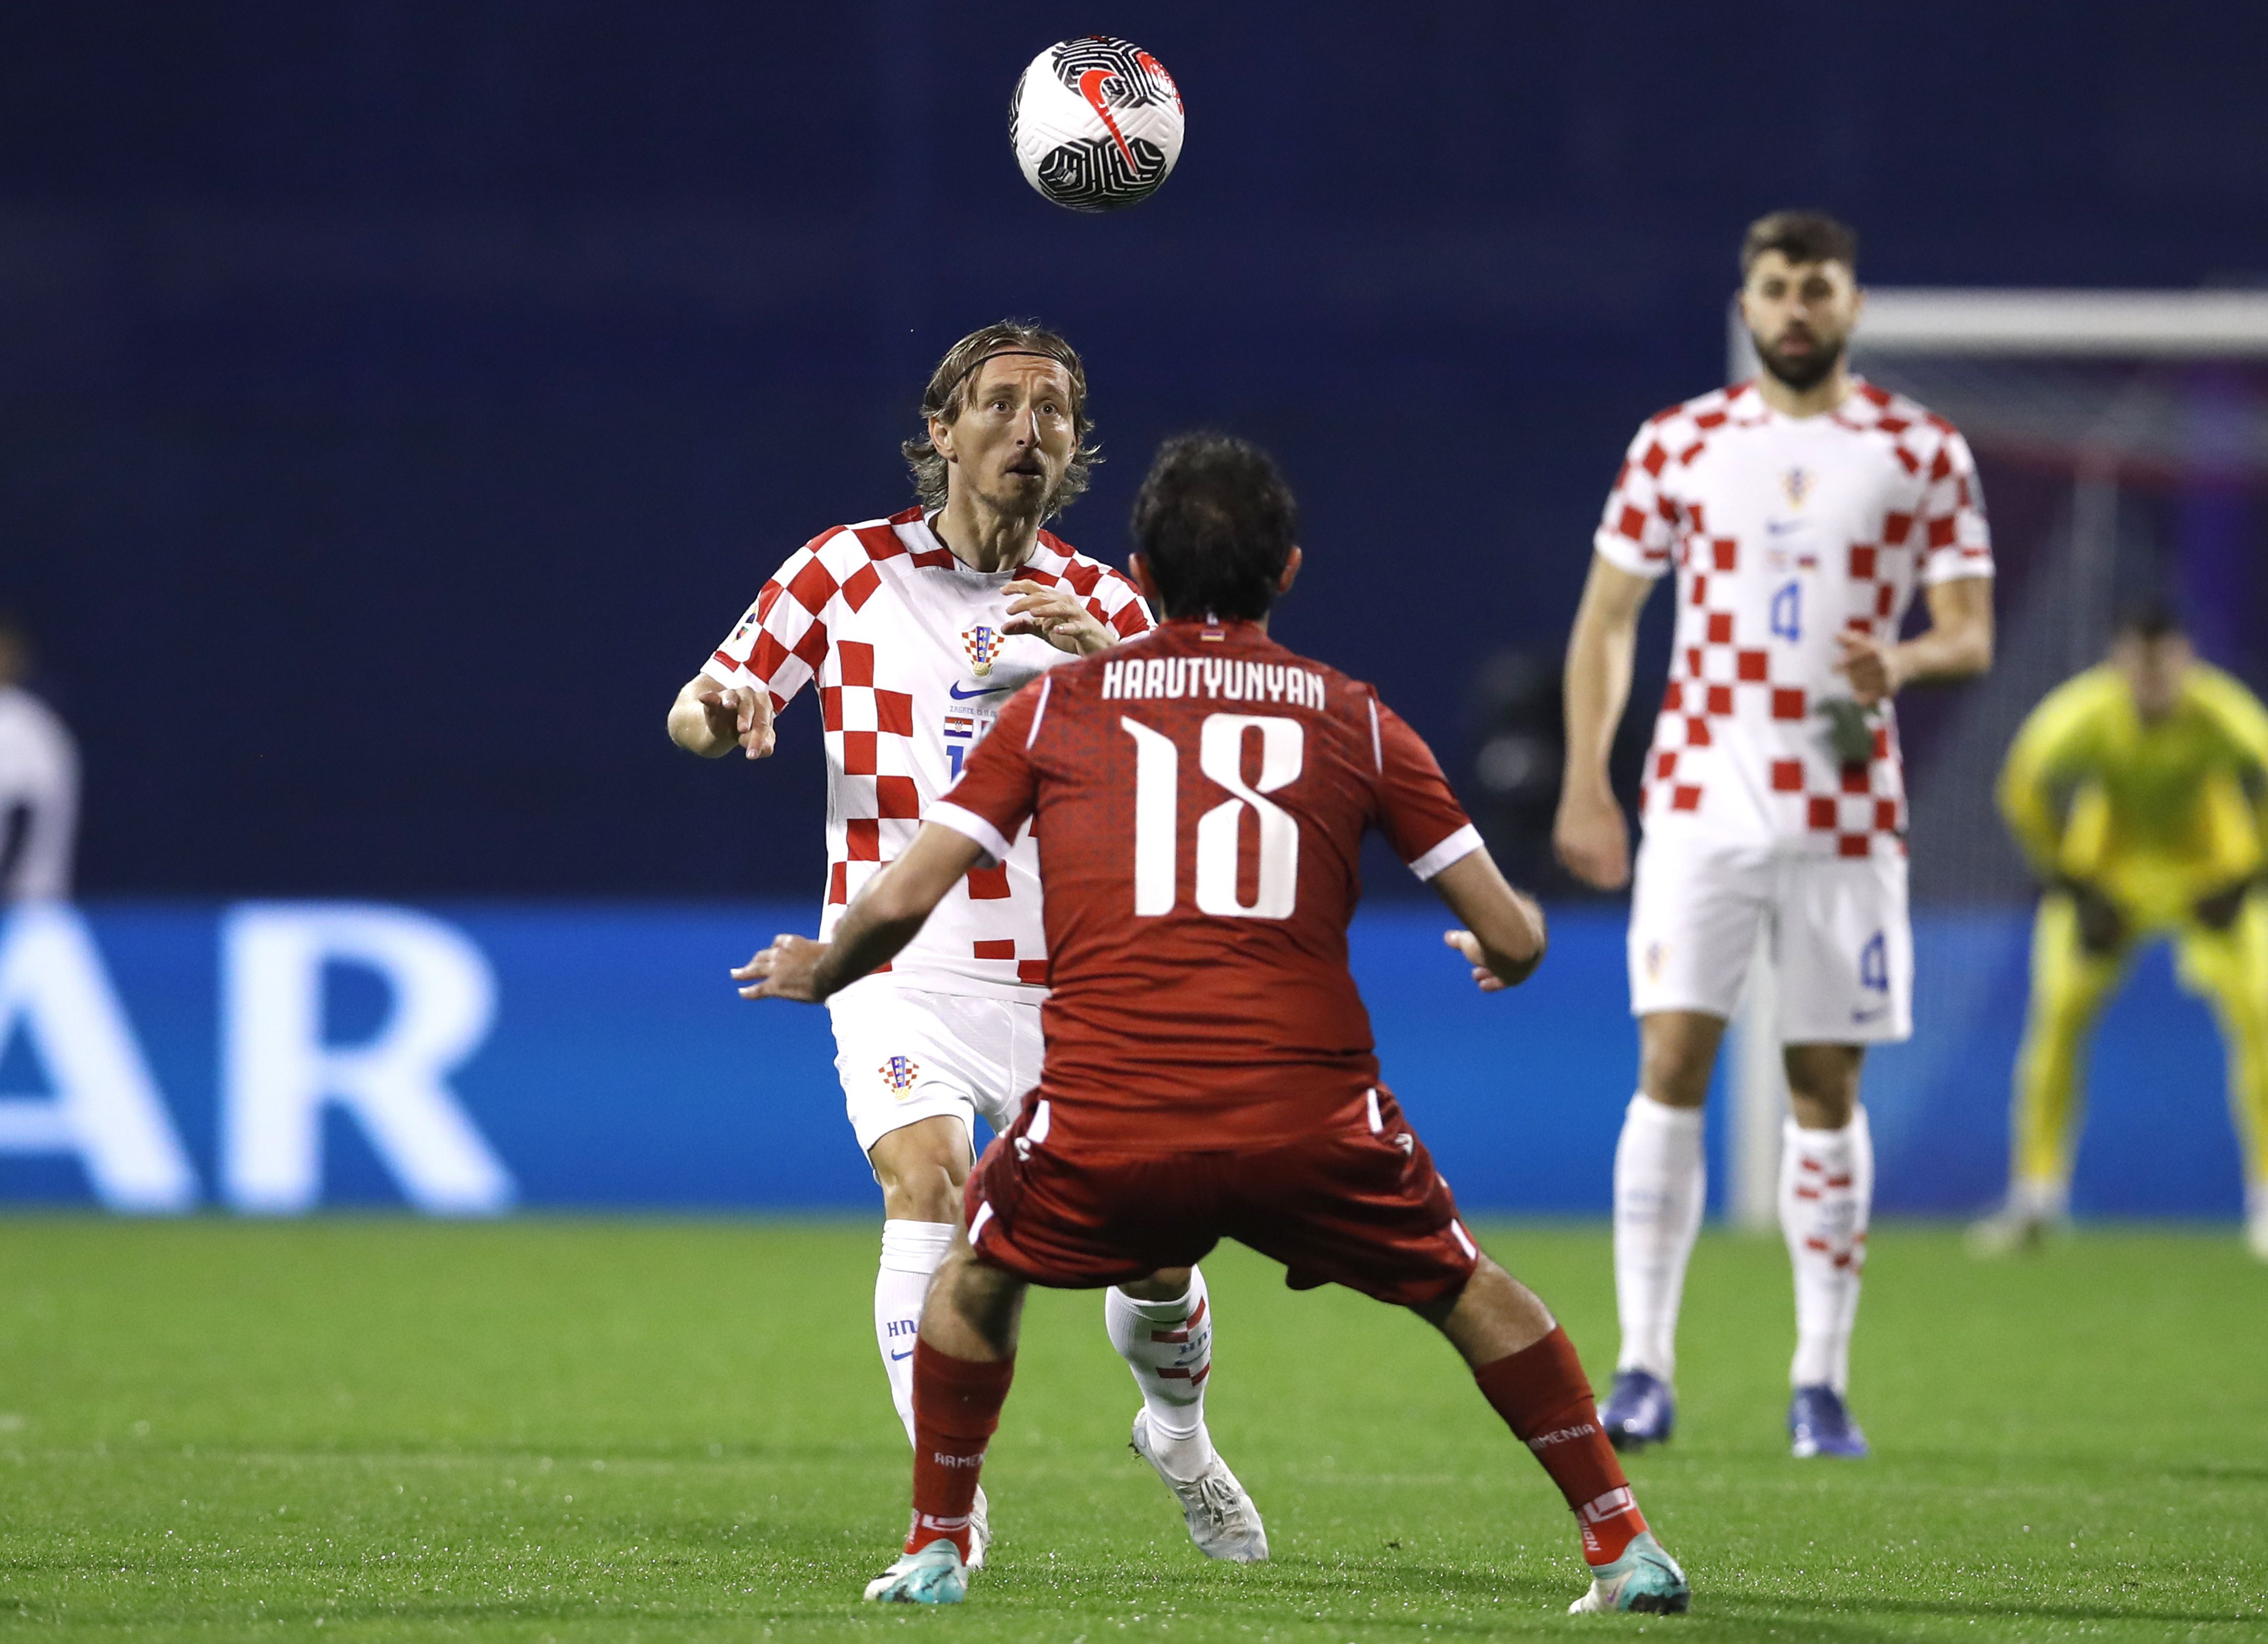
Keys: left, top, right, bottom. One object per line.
{"left": 936, "top": 347, "right": 1078, "bottom": 406}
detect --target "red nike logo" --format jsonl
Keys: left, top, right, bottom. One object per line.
{"left": 1077, "top": 68, "right": 1138, "bottom": 167}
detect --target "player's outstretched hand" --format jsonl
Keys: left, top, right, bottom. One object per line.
{"left": 701, "top": 685, "right": 776, "bottom": 759}
{"left": 1002, "top": 579, "right": 1112, "bottom": 656}
{"left": 1553, "top": 783, "right": 1630, "bottom": 890}
{"left": 733, "top": 934, "right": 828, "bottom": 1001}
{"left": 1443, "top": 929, "right": 1513, "bottom": 992}
{"left": 1832, "top": 631, "right": 1908, "bottom": 708}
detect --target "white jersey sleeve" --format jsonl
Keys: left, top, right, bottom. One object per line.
{"left": 1919, "top": 425, "right": 1992, "bottom": 585}
{"left": 702, "top": 531, "right": 850, "bottom": 712}
{"left": 1594, "top": 403, "right": 1713, "bottom": 579}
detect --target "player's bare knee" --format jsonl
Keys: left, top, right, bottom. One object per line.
{"left": 926, "top": 1243, "right": 1024, "bottom": 1358}
{"left": 1786, "top": 1043, "right": 1863, "bottom": 1128}
{"left": 869, "top": 1118, "right": 973, "bottom": 1223}
{"left": 1118, "top": 1267, "right": 1194, "bottom": 1302}
{"left": 1421, "top": 1254, "right": 1556, "bottom": 1367}
{"left": 1638, "top": 1011, "right": 1723, "bottom": 1109}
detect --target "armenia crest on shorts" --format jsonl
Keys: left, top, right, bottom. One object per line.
{"left": 962, "top": 624, "right": 1000, "bottom": 677}
{"left": 880, "top": 1055, "right": 920, "bottom": 1097}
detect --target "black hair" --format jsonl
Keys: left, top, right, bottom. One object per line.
{"left": 1129, "top": 434, "right": 1299, "bottom": 622}
{"left": 1741, "top": 209, "right": 1859, "bottom": 277}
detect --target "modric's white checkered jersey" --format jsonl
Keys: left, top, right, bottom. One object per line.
{"left": 703, "top": 506, "right": 1153, "bottom": 999}
{"left": 1594, "top": 378, "right": 1993, "bottom": 858}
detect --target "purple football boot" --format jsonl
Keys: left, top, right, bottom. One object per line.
{"left": 1788, "top": 1384, "right": 1869, "bottom": 1458}
{"left": 1599, "top": 1369, "right": 1676, "bottom": 1450}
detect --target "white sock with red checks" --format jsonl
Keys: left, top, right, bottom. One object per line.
{"left": 1105, "top": 1268, "right": 1215, "bottom": 1482}
{"left": 1779, "top": 1109, "right": 1874, "bottom": 1393}
{"left": 1612, "top": 1093, "right": 1706, "bottom": 1381}
{"left": 877, "top": 1220, "right": 954, "bottom": 1444}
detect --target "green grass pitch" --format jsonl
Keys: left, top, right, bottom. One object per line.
{"left": 1, "top": 1219, "right": 2262, "bottom": 1640}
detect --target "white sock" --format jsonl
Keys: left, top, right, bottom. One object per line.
{"left": 1612, "top": 1093, "right": 1706, "bottom": 1381}
{"left": 876, "top": 1220, "right": 955, "bottom": 1444}
{"left": 1780, "top": 1109, "right": 1873, "bottom": 1394}
{"left": 1104, "top": 1268, "right": 1215, "bottom": 1482}
{"left": 2012, "top": 1175, "right": 2068, "bottom": 1220}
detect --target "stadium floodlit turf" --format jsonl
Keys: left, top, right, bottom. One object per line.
{"left": 0, "top": 1220, "right": 2261, "bottom": 1640}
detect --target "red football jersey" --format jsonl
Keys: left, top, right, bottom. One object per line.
{"left": 928, "top": 618, "right": 1482, "bottom": 1152}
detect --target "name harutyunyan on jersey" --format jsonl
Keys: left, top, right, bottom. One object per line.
{"left": 1098, "top": 654, "right": 1329, "bottom": 710}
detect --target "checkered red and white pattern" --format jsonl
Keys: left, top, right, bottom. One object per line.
{"left": 1594, "top": 379, "right": 1993, "bottom": 858}
{"left": 704, "top": 506, "right": 1153, "bottom": 998}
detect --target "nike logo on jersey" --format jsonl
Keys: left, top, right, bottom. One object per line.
{"left": 949, "top": 670, "right": 1040, "bottom": 699}
{"left": 1850, "top": 1005, "right": 1888, "bottom": 1023}
{"left": 1766, "top": 519, "right": 1807, "bottom": 535}
{"left": 889, "top": 1348, "right": 913, "bottom": 1361}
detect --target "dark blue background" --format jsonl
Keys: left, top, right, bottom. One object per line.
{"left": 6, "top": 3, "right": 2266, "bottom": 897}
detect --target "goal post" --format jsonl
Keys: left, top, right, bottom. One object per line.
{"left": 1722, "top": 288, "right": 2268, "bottom": 1228}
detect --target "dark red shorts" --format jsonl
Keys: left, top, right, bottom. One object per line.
{"left": 963, "top": 1085, "right": 1479, "bottom": 1308}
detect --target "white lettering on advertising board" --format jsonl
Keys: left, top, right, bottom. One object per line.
{"left": 221, "top": 904, "right": 515, "bottom": 1215}
{"left": 0, "top": 903, "right": 511, "bottom": 1215}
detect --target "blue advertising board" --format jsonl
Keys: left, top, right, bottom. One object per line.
{"left": 0, "top": 902, "right": 2247, "bottom": 1219}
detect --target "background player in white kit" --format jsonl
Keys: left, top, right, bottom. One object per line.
{"left": 667, "top": 322, "right": 1266, "bottom": 1564}
{"left": 1556, "top": 214, "right": 1995, "bottom": 1458}
{"left": 0, "top": 614, "right": 79, "bottom": 903}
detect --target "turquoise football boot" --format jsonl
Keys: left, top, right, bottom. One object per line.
{"left": 1567, "top": 1531, "right": 1690, "bottom": 1614}
{"left": 862, "top": 1539, "right": 968, "bottom": 1604}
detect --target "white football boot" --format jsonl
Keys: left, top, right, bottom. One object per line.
{"left": 1129, "top": 1408, "right": 1268, "bottom": 1562}
{"left": 2247, "top": 1187, "right": 2268, "bottom": 1263}
{"left": 1966, "top": 1182, "right": 2070, "bottom": 1257}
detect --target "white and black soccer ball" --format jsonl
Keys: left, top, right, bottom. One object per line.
{"left": 1010, "top": 37, "right": 1184, "bottom": 213}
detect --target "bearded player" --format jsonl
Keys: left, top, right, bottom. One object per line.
{"left": 667, "top": 323, "right": 1265, "bottom": 1564}
{"left": 743, "top": 435, "right": 1692, "bottom": 1615}
{"left": 1556, "top": 212, "right": 1995, "bottom": 1457}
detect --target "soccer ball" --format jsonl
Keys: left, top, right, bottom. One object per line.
{"left": 1010, "top": 37, "right": 1185, "bottom": 212}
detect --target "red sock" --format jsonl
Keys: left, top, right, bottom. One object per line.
{"left": 1474, "top": 1327, "right": 1648, "bottom": 1566}
{"left": 905, "top": 1340, "right": 1015, "bottom": 1560}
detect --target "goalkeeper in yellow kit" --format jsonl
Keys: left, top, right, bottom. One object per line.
{"left": 1972, "top": 606, "right": 2268, "bottom": 1259}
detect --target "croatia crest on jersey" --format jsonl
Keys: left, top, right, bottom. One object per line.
{"left": 962, "top": 624, "right": 1000, "bottom": 677}
{"left": 879, "top": 1055, "right": 920, "bottom": 1097}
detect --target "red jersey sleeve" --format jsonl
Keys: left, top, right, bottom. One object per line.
{"left": 1369, "top": 694, "right": 1483, "bottom": 880}
{"left": 927, "top": 674, "right": 1050, "bottom": 866}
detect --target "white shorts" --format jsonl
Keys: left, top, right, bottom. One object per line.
{"left": 1627, "top": 831, "right": 1913, "bottom": 1044}
{"left": 828, "top": 978, "right": 1045, "bottom": 1158}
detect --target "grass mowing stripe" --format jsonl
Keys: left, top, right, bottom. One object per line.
{"left": 0, "top": 1217, "right": 2261, "bottom": 1639}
